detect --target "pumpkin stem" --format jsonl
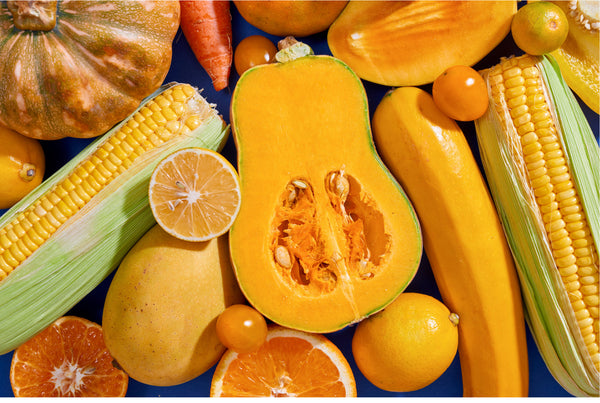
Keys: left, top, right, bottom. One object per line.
{"left": 8, "top": 0, "right": 57, "bottom": 31}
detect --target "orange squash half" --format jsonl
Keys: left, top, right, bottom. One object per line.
{"left": 327, "top": 0, "right": 516, "bottom": 86}
{"left": 229, "top": 45, "right": 422, "bottom": 333}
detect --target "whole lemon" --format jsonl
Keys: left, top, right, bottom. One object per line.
{"left": 0, "top": 126, "right": 45, "bottom": 210}
{"left": 511, "top": 1, "right": 569, "bottom": 55}
{"left": 352, "top": 292, "right": 459, "bottom": 392}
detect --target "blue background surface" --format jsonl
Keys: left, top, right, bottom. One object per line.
{"left": 0, "top": 1, "right": 598, "bottom": 397}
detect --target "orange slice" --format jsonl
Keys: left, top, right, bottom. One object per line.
{"left": 10, "top": 316, "right": 128, "bottom": 397}
{"left": 149, "top": 147, "right": 241, "bottom": 242}
{"left": 210, "top": 325, "right": 357, "bottom": 397}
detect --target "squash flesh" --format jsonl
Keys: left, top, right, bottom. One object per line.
{"left": 230, "top": 56, "right": 422, "bottom": 333}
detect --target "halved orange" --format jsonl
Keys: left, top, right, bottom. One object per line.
{"left": 10, "top": 316, "right": 128, "bottom": 397}
{"left": 149, "top": 147, "right": 241, "bottom": 242}
{"left": 210, "top": 325, "right": 357, "bottom": 397}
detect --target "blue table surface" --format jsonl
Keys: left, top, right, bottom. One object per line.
{"left": 1, "top": 2, "right": 598, "bottom": 398}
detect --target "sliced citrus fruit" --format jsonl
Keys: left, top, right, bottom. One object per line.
{"left": 149, "top": 147, "right": 241, "bottom": 242}
{"left": 210, "top": 325, "right": 357, "bottom": 397}
{"left": 10, "top": 316, "right": 128, "bottom": 397}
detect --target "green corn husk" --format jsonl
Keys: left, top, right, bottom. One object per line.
{"left": 475, "top": 55, "right": 600, "bottom": 397}
{"left": 0, "top": 82, "right": 229, "bottom": 355}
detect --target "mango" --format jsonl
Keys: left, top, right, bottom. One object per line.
{"left": 101, "top": 224, "right": 245, "bottom": 387}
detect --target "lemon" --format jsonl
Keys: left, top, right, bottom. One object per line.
{"left": 148, "top": 148, "right": 241, "bottom": 242}
{"left": 0, "top": 126, "right": 45, "bottom": 210}
{"left": 352, "top": 292, "right": 459, "bottom": 392}
{"left": 511, "top": 1, "right": 569, "bottom": 55}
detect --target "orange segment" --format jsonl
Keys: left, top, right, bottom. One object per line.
{"left": 10, "top": 316, "right": 128, "bottom": 397}
{"left": 210, "top": 325, "right": 356, "bottom": 397}
{"left": 149, "top": 147, "right": 241, "bottom": 242}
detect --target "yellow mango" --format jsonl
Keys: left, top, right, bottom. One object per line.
{"left": 102, "top": 224, "right": 245, "bottom": 386}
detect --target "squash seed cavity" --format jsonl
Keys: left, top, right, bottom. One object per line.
{"left": 272, "top": 177, "right": 338, "bottom": 295}
{"left": 270, "top": 171, "right": 391, "bottom": 296}
{"left": 325, "top": 170, "right": 390, "bottom": 280}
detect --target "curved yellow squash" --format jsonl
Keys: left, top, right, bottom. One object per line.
{"left": 372, "top": 87, "right": 529, "bottom": 397}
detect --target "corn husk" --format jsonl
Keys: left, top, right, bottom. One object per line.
{"left": 475, "top": 55, "right": 600, "bottom": 397}
{"left": 0, "top": 82, "right": 229, "bottom": 355}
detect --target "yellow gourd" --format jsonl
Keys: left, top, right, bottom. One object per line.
{"left": 372, "top": 86, "right": 529, "bottom": 397}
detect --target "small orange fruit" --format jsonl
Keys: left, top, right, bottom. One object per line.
{"left": 511, "top": 1, "right": 569, "bottom": 55}
{"left": 234, "top": 35, "right": 278, "bottom": 76}
{"left": 432, "top": 65, "right": 489, "bottom": 122}
{"left": 216, "top": 304, "right": 268, "bottom": 353}
{"left": 352, "top": 292, "right": 459, "bottom": 392}
{"left": 211, "top": 325, "right": 357, "bottom": 397}
{"left": 10, "top": 316, "right": 128, "bottom": 397}
{"left": 0, "top": 125, "right": 45, "bottom": 210}
{"left": 148, "top": 147, "right": 241, "bottom": 242}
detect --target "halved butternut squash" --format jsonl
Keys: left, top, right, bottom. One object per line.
{"left": 229, "top": 45, "right": 422, "bottom": 333}
{"left": 327, "top": 1, "right": 516, "bottom": 86}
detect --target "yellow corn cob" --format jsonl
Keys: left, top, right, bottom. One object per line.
{"left": 0, "top": 84, "right": 210, "bottom": 279}
{"left": 0, "top": 82, "right": 229, "bottom": 354}
{"left": 475, "top": 54, "right": 600, "bottom": 397}
{"left": 488, "top": 56, "right": 599, "bottom": 367}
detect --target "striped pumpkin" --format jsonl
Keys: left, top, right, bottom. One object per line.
{"left": 0, "top": 0, "right": 180, "bottom": 140}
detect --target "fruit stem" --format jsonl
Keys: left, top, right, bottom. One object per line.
{"left": 449, "top": 312, "right": 460, "bottom": 327}
{"left": 19, "top": 163, "right": 36, "bottom": 182}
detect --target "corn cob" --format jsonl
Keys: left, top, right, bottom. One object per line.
{"left": 0, "top": 82, "right": 229, "bottom": 355}
{"left": 475, "top": 54, "right": 599, "bottom": 397}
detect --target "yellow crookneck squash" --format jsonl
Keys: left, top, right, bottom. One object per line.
{"left": 372, "top": 87, "right": 529, "bottom": 397}
{"left": 229, "top": 43, "right": 422, "bottom": 334}
{"left": 0, "top": 0, "right": 180, "bottom": 140}
{"left": 327, "top": 0, "right": 516, "bottom": 87}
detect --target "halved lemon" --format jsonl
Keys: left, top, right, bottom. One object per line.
{"left": 149, "top": 148, "right": 241, "bottom": 242}
{"left": 210, "top": 325, "right": 357, "bottom": 397}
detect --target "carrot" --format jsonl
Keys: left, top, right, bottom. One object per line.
{"left": 180, "top": 0, "right": 232, "bottom": 91}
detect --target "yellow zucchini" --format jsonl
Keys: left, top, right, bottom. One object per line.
{"left": 372, "top": 86, "right": 529, "bottom": 397}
